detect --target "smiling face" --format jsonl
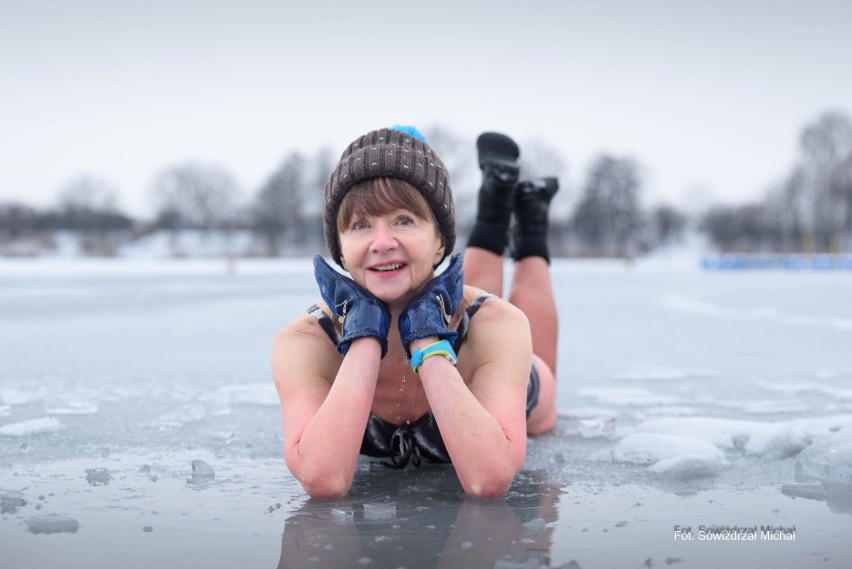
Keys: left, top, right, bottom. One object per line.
{"left": 337, "top": 177, "right": 445, "bottom": 310}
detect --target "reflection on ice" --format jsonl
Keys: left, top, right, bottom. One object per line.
{"left": 25, "top": 513, "right": 80, "bottom": 534}
{"left": 0, "top": 489, "right": 27, "bottom": 513}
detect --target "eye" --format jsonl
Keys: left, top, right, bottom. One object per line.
{"left": 350, "top": 219, "right": 368, "bottom": 231}
{"left": 397, "top": 215, "right": 414, "bottom": 226}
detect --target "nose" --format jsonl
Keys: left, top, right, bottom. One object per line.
{"left": 371, "top": 220, "right": 398, "bottom": 253}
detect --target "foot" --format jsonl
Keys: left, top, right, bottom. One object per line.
{"left": 511, "top": 177, "right": 560, "bottom": 263}
{"left": 477, "top": 132, "right": 520, "bottom": 186}
{"left": 468, "top": 132, "right": 521, "bottom": 255}
{"left": 515, "top": 177, "right": 559, "bottom": 226}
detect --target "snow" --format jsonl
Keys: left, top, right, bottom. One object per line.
{"left": 0, "top": 417, "right": 63, "bottom": 436}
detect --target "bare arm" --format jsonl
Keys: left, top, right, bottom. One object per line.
{"left": 273, "top": 313, "right": 381, "bottom": 498}
{"left": 415, "top": 298, "right": 531, "bottom": 497}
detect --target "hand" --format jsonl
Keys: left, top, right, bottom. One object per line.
{"left": 398, "top": 254, "right": 464, "bottom": 358}
{"left": 313, "top": 256, "right": 391, "bottom": 357}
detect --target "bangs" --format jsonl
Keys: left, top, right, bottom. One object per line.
{"left": 337, "top": 177, "right": 435, "bottom": 234}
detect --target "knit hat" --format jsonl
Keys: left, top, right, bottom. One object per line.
{"left": 323, "top": 126, "right": 455, "bottom": 268}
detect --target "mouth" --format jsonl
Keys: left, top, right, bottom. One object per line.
{"left": 369, "top": 262, "right": 407, "bottom": 273}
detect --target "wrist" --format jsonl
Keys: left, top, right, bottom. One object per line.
{"left": 410, "top": 336, "right": 440, "bottom": 353}
{"left": 348, "top": 336, "right": 383, "bottom": 358}
{"left": 410, "top": 339, "right": 458, "bottom": 375}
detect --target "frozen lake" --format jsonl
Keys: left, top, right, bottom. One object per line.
{"left": 2, "top": 256, "right": 852, "bottom": 568}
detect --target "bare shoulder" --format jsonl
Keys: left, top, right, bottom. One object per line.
{"left": 461, "top": 286, "right": 529, "bottom": 329}
{"left": 272, "top": 305, "right": 340, "bottom": 392}
{"left": 458, "top": 286, "right": 532, "bottom": 367}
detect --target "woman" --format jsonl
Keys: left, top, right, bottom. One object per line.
{"left": 273, "top": 126, "right": 559, "bottom": 498}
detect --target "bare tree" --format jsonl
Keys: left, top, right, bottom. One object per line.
{"left": 253, "top": 151, "right": 306, "bottom": 256}
{"left": 423, "top": 125, "right": 476, "bottom": 248}
{"left": 57, "top": 174, "right": 131, "bottom": 255}
{"left": 151, "top": 162, "right": 240, "bottom": 234}
{"left": 573, "top": 154, "right": 643, "bottom": 257}
{"left": 798, "top": 110, "right": 852, "bottom": 250}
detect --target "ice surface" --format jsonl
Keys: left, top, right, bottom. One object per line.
{"left": 25, "top": 513, "right": 80, "bottom": 534}
{"left": 0, "top": 416, "right": 62, "bottom": 436}
{"left": 3, "top": 258, "right": 852, "bottom": 567}
{"left": 578, "top": 388, "right": 679, "bottom": 407}
{"left": 611, "top": 366, "right": 715, "bottom": 382}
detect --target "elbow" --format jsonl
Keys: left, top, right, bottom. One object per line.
{"left": 303, "top": 478, "right": 352, "bottom": 499}
{"left": 461, "top": 472, "right": 514, "bottom": 498}
{"left": 297, "top": 467, "right": 353, "bottom": 499}
{"left": 461, "top": 469, "right": 517, "bottom": 498}
{"left": 459, "top": 451, "right": 524, "bottom": 498}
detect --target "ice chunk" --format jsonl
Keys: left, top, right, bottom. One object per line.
{"left": 0, "top": 489, "right": 27, "bottom": 514}
{"left": 25, "top": 514, "right": 80, "bottom": 534}
{"left": 0, "top": 417, "right": 62, "bottom": 436}
{"left": 795, "top": 433, "right": 852, "bottom": 484}
{"left": 613, "top": 433, "right": 727, "bottom": 479}
{"left": 781, "top": 482, "right": 828, "bottom": 501}
{"left": 631, "top": 416, "right": 852, "bottom": 458}
{"left": 494, "top": 554, "right": 541, "bottom": 568}
{"left": 331, "top": 508, "right": 354, "bottom": 521}
{"left": 44, "top": 398, "right": 98, "bottom": 415}
{"left": 522, "top": 517, "right": 547, "bottom": 531}
{"left": 363, "top": 502, "right": 396, "bottom": 521}
{"left": 190, "top": 460, "right": 215, "bottom": 481}
{"left": 85, "top": 468, "right": 111, "bottom": 485}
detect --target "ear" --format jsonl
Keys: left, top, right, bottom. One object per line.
{"left": 433, "top": 242, "right": 446, "bottom": 265}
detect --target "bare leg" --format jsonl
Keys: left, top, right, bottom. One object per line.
{"left": 464, "top": 132, "right": 519, "bottom": 298}
{"left": 463, "top": 247, "right": 504, "bottom": 297}
{"left": 508, "top": 257, "right": 557, "bottom": 373}
{"left": 509, "top": 177, "right": 560, "bottom": 435}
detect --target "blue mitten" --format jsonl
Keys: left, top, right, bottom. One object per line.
{"left": 313, "top": 256, "right": 391, "bottom": 357}
{"left": 398, "top": 254, "right": 464, "bottom": 359}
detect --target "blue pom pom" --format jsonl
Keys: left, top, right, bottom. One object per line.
{"left": 389, "top": 125, "right": 427, "bottom": 143}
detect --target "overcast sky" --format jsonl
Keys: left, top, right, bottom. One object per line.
{"left": 2, "top": 0, "right": 851, "bottom": 216}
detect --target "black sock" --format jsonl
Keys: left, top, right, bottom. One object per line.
{"left": 511, "top": 177, "right": 559, "bottom": 263}
{"left": 467, "top": 132, "right": 520, "bottom": 255}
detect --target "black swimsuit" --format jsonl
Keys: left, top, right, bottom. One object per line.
{"left": 307, "top": 293, "right": 540, "bottom": 468}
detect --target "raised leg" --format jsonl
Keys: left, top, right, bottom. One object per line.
{"left": 463, "top": 132, "right": 520, "bottom": 296}
{"left": 509, "top": 176, "right": 560, "bottom": 435}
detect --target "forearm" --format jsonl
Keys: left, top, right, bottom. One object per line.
{"left": 289, "top": 339, "right": 381, "bottom": 497}
{"left": 416, "top": 354, "right": 525, "bottom": 497}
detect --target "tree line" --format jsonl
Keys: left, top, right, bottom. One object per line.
{"left": 2, "top": 112, "right": 850, "bottom": 258}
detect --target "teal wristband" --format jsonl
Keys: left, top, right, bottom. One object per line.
{"left": 410, "top": 339, "right": 458, "bottom": 375}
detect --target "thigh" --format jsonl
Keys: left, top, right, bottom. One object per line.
{"left": 526, "top": 354, "right": 557, "bottom": 436}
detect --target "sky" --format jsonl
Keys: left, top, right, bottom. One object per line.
{"left": 2, "top": 0, "right": 852, "bottom": 217}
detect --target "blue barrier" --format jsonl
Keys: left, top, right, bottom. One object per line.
{"left": 702, "top": 254, "right": 852, "bottom": 270}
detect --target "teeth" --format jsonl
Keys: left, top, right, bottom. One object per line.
{"left": 373, "top": 263, "right": 402, "bottom": 272}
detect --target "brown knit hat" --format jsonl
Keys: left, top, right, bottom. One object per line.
{"left": 323, "top": 126, "right": 455, "bottom": 268}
